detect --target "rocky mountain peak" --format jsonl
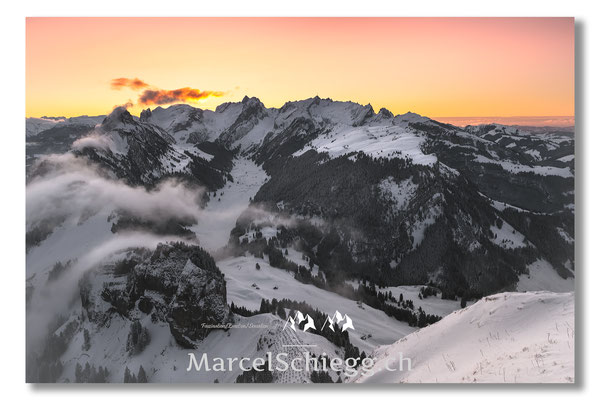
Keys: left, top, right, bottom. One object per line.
{"left": 241, "top": 95, "right": 266, "bottom": 111}
{"left": 378, "top": 107, "right": 394, "bottom": 119}
{"left": 139, "top": 108, "right": 152, "bottom": 122}
{"left": 99, "top": 106, "right": 141, "bottom": 135}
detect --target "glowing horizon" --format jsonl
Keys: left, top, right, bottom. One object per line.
{"left": 26, "top": 17, "right": 574, "bottom": 125}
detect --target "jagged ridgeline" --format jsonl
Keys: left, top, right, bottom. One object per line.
{"left": 26, "top": 95, "right": 574, "bottom": 382}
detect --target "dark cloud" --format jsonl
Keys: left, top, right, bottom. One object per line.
{"left": 110, "top": 77, "right": 149, "bottom": 90}
{"left": 110, "top": 78, "right": 225, "bottom": 106}
{"left": 138, "top": 88, "right": 225, "bottom": 106}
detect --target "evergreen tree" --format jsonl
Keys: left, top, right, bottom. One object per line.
{"left": 83, "top": 362, "right": 91, "bottom": 382}
{"left": 75, "top": 363, "right": 83, "bottom": 383}
{"left": 127, "top": 321, "right": 151, "bottom": 355}
{"left": 276, "top": 304, "right": 287, "bottom": 320}
{"left": 137, "top": 365, "right": 148, "bottom": 383}
{"left": 82, "top": 328, "right": 91, "bottom": 351}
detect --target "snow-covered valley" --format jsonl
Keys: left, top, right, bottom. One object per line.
{"left": 191, "top": 158, "right": 268, "bottom": 251}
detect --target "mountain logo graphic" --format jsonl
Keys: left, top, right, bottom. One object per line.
{"left": 282, "top": 310, "right": 354, "bottom": 332}
{"left": 322, "top": 311, "right": 354, "bottom": 332}
{"left": 283, "top": 311, "right": 316, "bottom": 332}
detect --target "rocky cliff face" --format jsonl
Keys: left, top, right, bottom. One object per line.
{"left": 133, "top": 242, "right": 230, "bottom": 347}
{"left": 80, "top": 242, "right": 230, "bottom": 348}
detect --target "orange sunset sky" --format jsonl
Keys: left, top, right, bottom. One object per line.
{"left": 26, "top": 17, "right": 574, "bottom": 126}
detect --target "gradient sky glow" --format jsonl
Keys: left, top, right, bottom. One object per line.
{"left": 26, "top": 17, "right": 574, "bottom": 125}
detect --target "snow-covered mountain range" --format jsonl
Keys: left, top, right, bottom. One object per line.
{"left": 26, "top": 96, "right": 574, "bottom": 383}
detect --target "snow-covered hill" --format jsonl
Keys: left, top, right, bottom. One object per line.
{"left": 218, "top": 256, "right": 417, "bottom": 353}
{"left": 58, "top": 309, "right": 344, "bottom": 383}
{"left": 354, "top": 291, "right": 574, "bottom": 383}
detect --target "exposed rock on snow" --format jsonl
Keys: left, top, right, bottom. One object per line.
{"left": 79, "top": 242, "right": 230, "bottom": 349}
{"left": 133, "top": 243, "right": 230, "bottom": 346}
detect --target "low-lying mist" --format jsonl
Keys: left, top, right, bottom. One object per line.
{"left": 27, "top": 153, "right": 206, "bottom": 230}
{"left": 26, "top": 153, "right": 208, "bottom": 351}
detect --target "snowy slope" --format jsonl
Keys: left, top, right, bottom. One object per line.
{"left": 354, "top": 291, "right": 574, "bottom": 383}
{"left": 218, "top": 256, "right": 417, "bottom": 353}
{"left": 490, "top": 220, "right": 528, "bottom": 249}
{"left": 26, "top": 117, "right": 63, "bottom": 137}
{"left": 59, "top": 311, "right": 342, "bottom": 383}
{"left": 517, "top": 260, "right": 574, "bottom": 293}
{"left": 472, "top": 155, "right": 573, "bottom": 178}
{"left": 346, "top": 282, "right": 473, "bottom": 318}
{"left": 191, "top": 158, "right": 268, "bottom": 251}
{"left": 26, "top": 213, "right": 114, "bottom": 277}
{"left": 294, "top": 124, "right": 437, "bottom": 165}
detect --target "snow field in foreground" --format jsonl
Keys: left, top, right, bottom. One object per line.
{"left": 354, "top": 291, "right": 574, "bottom": 383}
